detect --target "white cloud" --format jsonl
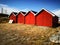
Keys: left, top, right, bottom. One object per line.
{"left": 0, "top": 4, "right": 30, "bottom": 15}
{"left": 21, "top": 8, "right": 30, "bottom": 12}
{"left": 0, "top": 4, "right": 8, "bottom": 7}
{"left": 52, "top": 9, "right": 60, "bottom": 21}
{"left": 52, "top": 9, "right": 60, "bottom": 17}
{"left": 0, "top": 4, "right": 20, "bottom": 14}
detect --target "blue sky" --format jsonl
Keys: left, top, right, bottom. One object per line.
{"left": 0, "top": 0, "right": 60, "bottom": 17}
{"left": 0, "top": 0, "right": 60, "bottom": 11}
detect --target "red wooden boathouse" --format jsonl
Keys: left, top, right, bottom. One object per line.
{"left": 25, "top": 10, "right": 37, "bottom": 25}
{"left": 36, "top": 9, "right": 58, "bottom": 27}
{"left": 17, "top": 11, "right": 26, "bottom": 24}
{"left": 9, "top": 12, "right": 17, "bottom": 23}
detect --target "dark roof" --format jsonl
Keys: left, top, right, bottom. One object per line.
{"left": 36, "top": 9, "right": 56, "bottom": 16}
{"left": 25, "top": 10, "right": 37, "bottom": 16}
{"left": 31, "top": 10, "right": 37, "bottom": 14}
{"left": 12, "top": 12, "right": 17, "bottom": 15}
{"left": 20, "top": 11, "right": 26, "bottom": 14}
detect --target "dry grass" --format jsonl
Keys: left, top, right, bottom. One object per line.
{"left": 0, "top": 23, "right": 60, "bottom": 45}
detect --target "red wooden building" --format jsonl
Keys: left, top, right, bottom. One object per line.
{"left": 17, "top": 11, "right": 26, "bottom": 24}
{"left": 36, "top": 9, "right": 58, "bottom": 27}
{"left": 9, "top": 12, "right": 17, "bottom": 23}
{"left": 25, "top": 10, "right": 37, "bottom": 25}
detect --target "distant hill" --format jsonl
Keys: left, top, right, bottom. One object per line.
{"left": 0, "top": 13, "right": 9, "bottom": 17}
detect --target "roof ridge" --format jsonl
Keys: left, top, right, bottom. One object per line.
{"left": 42, "top": 8, "right": 55, "bottom": 16}
{"left": 25, "top": 10, "right": 37, "bottom": 16}
{"left": 17, "top": 11, "right": 26, "bottom": 16}
{"left": 36, "top": 8, "right": 56, "bottom": 16}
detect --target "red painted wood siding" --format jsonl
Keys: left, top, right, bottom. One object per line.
{"left": 36, "top": 10, "right": 53, "bottom": 27}
{"left": 17, "top": 13, "right": 25, "bottom": 23}
{"left": 9, "top": 14, "right": 16, "bottom": 23}
{"left": 25, "top": 12, "right": 35, "bottom": 25}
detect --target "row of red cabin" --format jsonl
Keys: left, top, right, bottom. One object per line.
{"left": 9, "top": 9, "right": 58, "bottom": 27}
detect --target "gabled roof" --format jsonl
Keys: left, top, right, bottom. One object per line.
{"left": 9, "top": 12, "right": 17, "bottom": 17}
{"left": 20, "top": 11, "right": 26, "bottom": 14}
{"left": 36, "top": 8, "right": 56, "bottom": 16}
{"left": 31, "top": 10, "right": 37, "bottom": 14}
{"left": 26, "top": 10, "right": 37, "bottom": 16}
{"left": 12, "top": 12, "right": 17, "bottom": 16}
{"left": 17, "top": 11, "right": 26, "bottom": 16}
